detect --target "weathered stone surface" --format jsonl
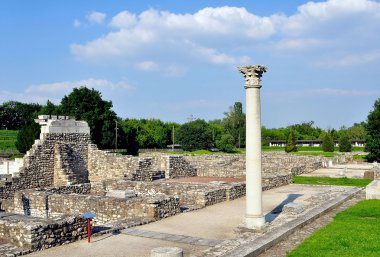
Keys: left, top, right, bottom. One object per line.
{"left": 366, "top": 179, "right": 380, "bottom": 199}
{"left": 0, "top": 213, "right": 86, "bottom": 250}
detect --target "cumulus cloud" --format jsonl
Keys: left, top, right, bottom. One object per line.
{"left": 110, "top": 11, "right": 137, "bottom": 28}
{"left": 73, "top": 19, "right": 81, "bottom": 28}
{"left": 86, "top": 11, "right": 106, "bottom": 24}
{"left": 70, "top": 1, "right": 380, "bottom": 72}
{"left": 26, "top": 78, "right": 132, "bottom": 94}
{"left": 306, "top": 88, "right": 380, "bottom": 96}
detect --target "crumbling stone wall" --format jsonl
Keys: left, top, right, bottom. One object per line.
{"left": 4, "top": 188, "right": 180, "bottom": 224}
{"left": 88, "top": 145, "right": 158, "bottom": 182}
{"left": 97, "top": 180, "right": 246, "bottom": 209}
{"left": 0, "top": 133, "right": 90, "bottom": 199}
{"left": 0, "top": 214, "right": 86, "bottom": 250}
{"left": 184, "top": 152, "right": 351, "bottom": 178}
{"left": 163, "top": 156, "right": 197, "bottom": 179}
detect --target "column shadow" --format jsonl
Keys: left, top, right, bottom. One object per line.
{"left": 265, "top": 193, "right": 302, "bottom": 223}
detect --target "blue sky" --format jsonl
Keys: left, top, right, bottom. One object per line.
{"left": 1, "top": 0, "right": 379, "bottom": 129}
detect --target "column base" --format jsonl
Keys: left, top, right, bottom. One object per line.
{"left": 244, "top": 214, "right": 266, "bottom": 230}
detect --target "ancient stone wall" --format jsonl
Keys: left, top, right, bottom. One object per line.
{"left": 0, "top": 214, "right": 86, "bottom": 250}
{"left": 87, "top": 145, "right": 158, "bottom": 182}
{"left": 4, "top": 188, "right": 180, "bottom": 224}
{"left": 184, "top": 152, "right": 351, "bottom": 178}
{"left": 98, "top": 180, "right": 246, "bottom": 209}
{"left": 0, "top": 133, "right": 91, "bottom": 199}
{"left": 163, "top": 156, "right": 197, "bottom": 179}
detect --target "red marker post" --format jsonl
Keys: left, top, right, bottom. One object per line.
{"left": 82, "top": 213, "right": 96, "bottom": 243}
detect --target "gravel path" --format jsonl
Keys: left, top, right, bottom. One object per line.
{"left": 258, "top": 190, "right": 365, "bottom": 257}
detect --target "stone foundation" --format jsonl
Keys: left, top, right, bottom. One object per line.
{"left": 0, "top": 213, "right": 86, "bottom": 250}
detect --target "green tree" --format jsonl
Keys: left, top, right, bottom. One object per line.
{"left": 339, "top": 134, "right": 352, "bottom": 152}
{"left": 223, "top": 102, "right": 246, "bottom": 148}
{"left": 0, "top": 101, "right": 41, "bottom": 130}
{"left": 365, "top": 99, "right": 380, "bottom": 162}
{"left": 285, "top": 129, "right": 297, "bottom": 153}
{"left": 15, "top": 122, "right": 40, "bottom": 153}
{"left": 322, "top": 133, "right": 335, "bottom": 152}
{"left": 60, "top": 87, "right": 120, "bottom": 149}
{"left": 216, "top": 134, "right": 235, "bottom": 153}
{"left": 176, "top": 119, "right": 213, "bottom": 151}
{"left": 39, "top": 100, "right": 61, "bottom": 116}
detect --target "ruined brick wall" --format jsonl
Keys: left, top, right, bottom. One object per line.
{"left": 0, "top": 214, "right": 86, "bottom": 250}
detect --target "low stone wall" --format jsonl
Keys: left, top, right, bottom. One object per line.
{"left": 0, "top": 213, "right": 86, "bottom": 250}
{"left": 183, "top": 152, "right": 353, "bottom": 178}
{"left": 88, "top": 145, "right": 158, "bottom": 182}
{"left": 98, "top": 180, "right": 246, "bottom": 208}
{"left": 4, "top": 188, "right": 180, "bottom": 224}
{"left": 163, "top": 156, "right": 197, "bottom": 179}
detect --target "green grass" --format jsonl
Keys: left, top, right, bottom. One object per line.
{"left": 0, "top": 130, "right": 19, "bottom": 152}
{"left": 288, "top": 200, "right": 380, "bottom": 257}
{"left": 293, "top": 176, "right": 372, "bottom": 187}
{"left": 353, "top": 154, "right": 367, "bottom": 160}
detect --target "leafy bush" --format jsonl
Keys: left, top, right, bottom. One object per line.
{"left": 339, "top": 134, "right": 352, "bottom": 152}
{"left": 216, "top": 134, "right": 235, "bottom": 153}
{"left": 15, "top": 122, "right": 40, "bottom": 153}
{"left": 322, "top": 133, "right": 335, "bottom": 152}
{"left": 285, "top": 129, "right": 297, "bottom": 153}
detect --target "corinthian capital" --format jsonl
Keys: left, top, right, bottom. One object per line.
{"left": 238, "top": 65, "right": 267, "bottom": 89}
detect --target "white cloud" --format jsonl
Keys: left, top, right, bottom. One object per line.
{"left": 73, "top": 19, "right": 81, "bottom": 28}
{"left": 110, "top": 11, "right": 137, "bottom": 28}
{"left": 26, "top": 78, "right": 132, "bottom": 94}
{"left": 86, "top": 11, "right": 106, "bottom": 24}
{"left": 306, "top": 88, "right": 380, "bottom": 96}
{"left": 71, "top": 1, "right": 380, "bottom": 72}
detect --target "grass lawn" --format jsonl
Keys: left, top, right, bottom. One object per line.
{"left": 293, "top": 176, "right": 372, "bottom": 187}
{"left": 291, "top": 151, "right": 336, "bottom": 157}
{"left": 0, "top": 130, "right": 19, "bottom": 153}
{"left": 288, "top": 200, "right": 380, "bottom": 257}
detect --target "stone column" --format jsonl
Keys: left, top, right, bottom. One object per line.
{"left": 238, "top": 65, "right": 267, "bottom": 229}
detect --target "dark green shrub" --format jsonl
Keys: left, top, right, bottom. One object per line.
{"left": 285, "top": 129, "right": 298, "bottom": 153}
{"left": 15, "top": 122, "right": 40, "bottom": 153}
{"left": 176, "top": 119, "right": 213, "bottom": 151}
{"left": 322, "top": 133, "right": 335, "bottom": 152}
{"left": 339, "top": 135, "right": 352, "bottom": 152}
{"left": 216, "top": 134, "right": 235, "bottom": 153}
{"left": 365, "top": 99, "right": 380, "bottom": 162}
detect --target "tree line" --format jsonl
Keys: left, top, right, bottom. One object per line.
{"left": 1, "top": 87, "right": 378, "bottom": 161}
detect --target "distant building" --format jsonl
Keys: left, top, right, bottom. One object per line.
{"left": 269, "top": 139, "right": 365, "bottom": 147}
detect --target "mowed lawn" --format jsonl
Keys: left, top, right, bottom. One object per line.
{"left": 293, "top": 176, "right": 372, "bottom": 187}
{"left": 288, "top": 200, "right": 380, "bottom": 257}
{"left": 0, "top": 130, "right": 18, "bottom": 152}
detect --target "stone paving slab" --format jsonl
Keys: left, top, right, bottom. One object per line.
{"left": 120, "top": 228, "right": 223, "bottom": 247}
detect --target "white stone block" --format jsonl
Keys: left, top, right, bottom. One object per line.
{"left": 151, "top": 247, "right": 183, "bottom": 257}
{"left": 366, "top": 180, "right": 380, "bottom": 199}
{"left": 106, "top": 190, "right": 136, "bottom": 199}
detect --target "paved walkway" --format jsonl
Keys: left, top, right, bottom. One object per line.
{"left": 26, "top": 183, "right": 358, "bottom": 257}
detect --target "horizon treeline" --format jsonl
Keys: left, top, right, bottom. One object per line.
{"left": 0, "top": 87, "right": 366, "bottom": 153}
